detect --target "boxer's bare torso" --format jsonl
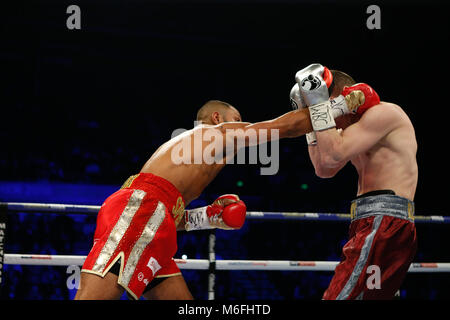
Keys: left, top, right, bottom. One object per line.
{"left": 140, "top": 125, "right": 228, "bottom": 205}
{"left": 351, "top": 104, "right": 418, "bottom": 200}
{"left": 309, "top": 102, "right": 418, "bottom": 200}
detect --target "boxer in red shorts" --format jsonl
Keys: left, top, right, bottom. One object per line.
{"left": 80, "top": 172, "right": 246, "bottom": 300}
{"left": 293, "top": 64, "right": 418, "bottom": 299}
{"left": 75, "top": 98, "right": 339, "bottom": 300}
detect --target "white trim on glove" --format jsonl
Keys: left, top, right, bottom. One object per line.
{"left": 329, "top": 95, "right": 350, "bottom": 118}
{"left": 184, "top": 206, "right": 212, "bottom": 231}
{"left": 306, "top": 132, "right": 317, "bottom": 145}
{"left": 309, "top": 101, "right": 336, "bottom": 131}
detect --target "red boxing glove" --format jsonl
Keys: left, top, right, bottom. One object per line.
{"left": 322, "top": 66, "right": 334, "bottom": 89}
{"left": 341, "top": 83, "right": 380, "bottom": 115}
{"left": 207, "top": 194, "right": 247, "bottom": 229}
{"left": 185, "top": 194, "right": 247, "bottom": 231}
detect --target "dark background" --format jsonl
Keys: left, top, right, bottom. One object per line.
{"left": 1, "top": 0, "right": 449, "bottom": 300}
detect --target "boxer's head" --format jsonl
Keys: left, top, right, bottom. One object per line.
{"left": 329, "top": 70, "right": 356, "bottom": 99}
{"left": 196, "top": 100, "right": 242, "bottom": 125}
{"left": 330, "top": 70, "right": 360, "bottom": 128}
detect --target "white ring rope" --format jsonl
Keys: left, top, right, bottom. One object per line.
{"left": 4, "top": 254, "right": 450, "bottom": 273}
{"left": 1, "top": 202, "right": 449, "bottom": 224}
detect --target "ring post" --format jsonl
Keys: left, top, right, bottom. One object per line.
{"left": 208, "top": 230, "right": 216, "bottom": 300}
{"left": 0, "top": 203, "right": 7, "bottom": 289}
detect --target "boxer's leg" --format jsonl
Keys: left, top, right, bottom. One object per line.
{"left": 324, "top": 215, "right": 417, "bottom": 300}
{"left": 323, "top": 216, "right": 379, "bottom": 300}
{"left": 74, "top": 271, "right": 124, "bottom": 300}
{"left": 75, "top": 189, "right": 135, "bottom": 300}
{"left": 359, "top": 216, "right": 417, "bottom": 299}
{"left": 141, "top": 259, "right": 193, "bottom": 300}
{"left": 143, "top": 275, "right": 193, "bottom": 300}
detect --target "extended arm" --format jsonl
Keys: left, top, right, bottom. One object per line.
{"left": 216, "top": 108, "right": 313, "bottom": 147}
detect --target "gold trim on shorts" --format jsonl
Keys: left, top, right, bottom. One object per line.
{"left": 155, "top": 272, "right": 182, "bottom": 279}
{"left": 81, "top": 252, "right": 141, "bottom": 300}
{"left": 172, "top": 196, "right": 185, "bottom": 227}
{"left": 121, "top": 174, "right": 139, "bottom": 189}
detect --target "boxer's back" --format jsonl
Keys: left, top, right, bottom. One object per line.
{"left": 140, "top": 125, "right": 227, "bottom": 205}
{"left": 350, "top": 103, "right": 418, "bottom": 200}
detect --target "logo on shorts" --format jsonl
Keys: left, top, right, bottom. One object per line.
{"left": 301, "top": 74, "right": 322, "bottom": 91}
{"left": 147, "top": 257, "right": 162, "bottom": 276}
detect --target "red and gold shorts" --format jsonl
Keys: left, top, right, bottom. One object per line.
{"left": 81, "top": 173, "right": 186, "bottom": 300}
{"left": 323, "top": 191, "right": 417, "bottom": 300}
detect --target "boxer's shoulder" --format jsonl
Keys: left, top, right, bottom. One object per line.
{"left": 374, "top": 102, "right": 414, "bottom": 130}
{"left": 359, "top": 101, "right": 407, "bottom": 129}
{"left": 358, "top": 102, "right": 416, "bottom": 152}
{"left": 362, "top": 101, "right": 400, "bottom": 116}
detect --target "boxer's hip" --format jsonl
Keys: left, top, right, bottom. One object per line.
{"left": 119, "top": 172, "right": 186, "bottom": 227}
{"left": 350, "top": 190, "right": 415, "bottom": 223}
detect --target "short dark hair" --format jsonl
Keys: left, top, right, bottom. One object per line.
{"left": 196, "top": 100, "right": 233, "bottom": 122}
{"left": 330, "top": 70, "right": 356, "bottom": 97}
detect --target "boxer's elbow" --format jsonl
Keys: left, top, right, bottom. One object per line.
{"left": 320, "top": 152, "right": 344, "bottom": 168}
{"left": 315, "top": 153, "right": 345, "bottom": 178}
{"left": 319, "top": 140, "right": 346, "bottom": 167}
{"left": 314, "top": 166, "right": 337, "bottom": 178}
{"left": 310, "top": 155, "right": 339, "bottom": 178}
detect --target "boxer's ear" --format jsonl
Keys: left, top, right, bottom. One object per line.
{"left": 211, "top": 111, "right": 221, "bottom": 125}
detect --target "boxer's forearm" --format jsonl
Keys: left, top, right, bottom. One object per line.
{"left": 315, "top": 129, "right": 346, "bottom": 167}
{"left": 308, "top": 143, "right": 344, "bottom": 177}
{"left": 284, "top": 108, "right": 314, "bottom": 138}
{"left": 307, "top": 144, "right": 325, "bottom": 175}
{"left": 219, "top": 109, "right": 313, "bottom": 147}
{"left": 250, "top": 108, "right": 313, "bottom": 139}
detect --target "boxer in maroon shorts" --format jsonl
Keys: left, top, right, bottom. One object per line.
{"left": 324, "top": 190, "right": 417, "bottom": 299}
{"left": 293, "top": 65, "right": 418, "bottom": 299}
